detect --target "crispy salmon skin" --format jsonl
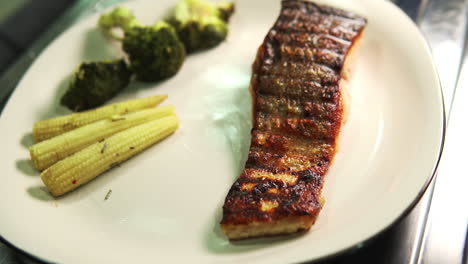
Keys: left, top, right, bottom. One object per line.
{"left": 220, "top": 0, "right": 367, "bottom": 240}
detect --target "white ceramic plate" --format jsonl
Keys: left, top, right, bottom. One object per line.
{"left": 0, "top": 0, "right": 444, "bottom": 263}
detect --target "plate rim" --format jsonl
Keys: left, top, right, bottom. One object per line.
{"left": 0, "top": 0, "right": 446, "bottom": 263}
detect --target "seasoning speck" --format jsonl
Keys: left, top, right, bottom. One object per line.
{"left": 72, "top": 179, "right": 77, "bottom": 184}
{"left": 101, "top": 142, "right": 108, "bottom": 154}
{"left": 129, "top": 146, "right": 135, "bottom": 150}
{"left": 104, "top": 189, "right": 112, "bottom": 201}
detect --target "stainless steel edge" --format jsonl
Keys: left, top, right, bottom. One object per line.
{"left": 419, "top": 35, "right": 468, "bottom": 264}
{"left": 406, "top": 0, "right": 467, "bottom": 263}
{"left": 415, "top": 1, "right": 468, "bottom": 263}
{"left": 379, "top": 1, "right": 467, "bottom": 264}
{"left": 419, "top": 0, "right": 468, "bottom": 110}
{"left": 380, "top": 1, "right": 435, "bottom": 263}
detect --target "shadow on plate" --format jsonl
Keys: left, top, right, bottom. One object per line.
{"left": 34, "top": 74, "right": 73, "bottom": 122}
{"left": 27, "top": 186, "right": 54, "bottom": 201}
{"left": 20, "top": 133, "right": 34, "bottom": 148}
{"left": 16, "top": 159, "right": 38, "bottom": 177}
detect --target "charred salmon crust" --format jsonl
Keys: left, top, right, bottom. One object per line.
{"left": 220, "top": 0, "right": 367, "bottom": 240}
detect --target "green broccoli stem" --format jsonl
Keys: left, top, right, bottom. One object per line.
{"left": 98, "top": 7, "right": 141, "bottom": 40}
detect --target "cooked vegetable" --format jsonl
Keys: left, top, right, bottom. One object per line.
{"left": 217, "top": 1, "right": 235, "bottom": 22}
{"left": 123, "top": 22, "right": 186, "bottom": 82}
{"left": 41, "top": 115, "right": 179, "bottom": 196}
{"left": 33, "top": 95, "right": 167, "bottom": 142}
{"left": 98, "top": 7, "right": 140, "bottom": 40}
{"left": 30, "top": 105, "right": 175, "bottom": 171}
{"left": 167, "top": 0, "right": 235, "bottom": 53}
{"left": 61, "top": 59, "right": 132, "bottom": 111}
{"left": 98, "top": 8, "right": 186, "bottom": 82}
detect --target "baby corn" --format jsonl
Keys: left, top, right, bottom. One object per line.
{"left": 33, "top": 95, "right": 167, "bottom": 142}
{"left": 41, "top": 115, "right": 179, "bottom": 196}
{"left": 30, "top": 105, "right": 175, "bottom": 171}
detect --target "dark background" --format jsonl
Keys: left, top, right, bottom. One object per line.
{"left": 0, "top": 0, "right": 77, "bottom": 75}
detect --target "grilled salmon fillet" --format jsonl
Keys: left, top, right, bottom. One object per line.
{"left": 220, "top": 0, "right": 367, "bottom": 240}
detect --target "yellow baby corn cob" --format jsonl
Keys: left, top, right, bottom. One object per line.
{"left": 41, "top": 115, "right": 179, "bottom": 196}
{"left": 33, "top": 95, "right": 167, "bottom": 142}
{"left": 30, "top": 105, "right": 175, "bottom": 171}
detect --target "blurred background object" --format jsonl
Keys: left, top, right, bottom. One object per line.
{"left": 0, "top": 0, "right": 77, "bottom": 75}
{"left": 0, "top": 1, "right": 29, "bottom": 23}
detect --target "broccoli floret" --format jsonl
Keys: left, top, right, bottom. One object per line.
{"left": 98, "top": 7, "right": 140, "bottom": 40}
{"left": 167, "top": 0, "right": 235, "bottom": 53}
{"left": 98, "top": 8, "right": 186, "bottom": 82}
{"left": 61, "top": 59, "right": 131, "bottom": 111}
{"left": 123, "top": 22, "right": 186, "bottom": 82}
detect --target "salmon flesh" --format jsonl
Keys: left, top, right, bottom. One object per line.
{"left": 220, "top": 0, "right": 367, "bottom": 240}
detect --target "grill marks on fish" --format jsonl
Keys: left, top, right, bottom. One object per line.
{"left": 223, "top": 178, "right": 324, "bottom": 225}
{"left": 221, "top": 0, "right": 367, "bottom": 239}
{"left": 255, "top": 95, "right": 342, "bottom": 125}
